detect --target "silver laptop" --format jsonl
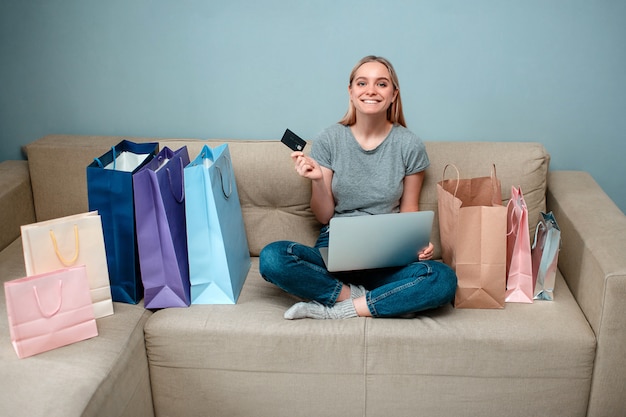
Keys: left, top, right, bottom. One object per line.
{"left": 319, "top": 211, "right": 434, "bottom": 272}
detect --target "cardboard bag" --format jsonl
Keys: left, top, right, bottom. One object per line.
{"left": 437, "top": 164, "right": 507, "bottom": 309}
{"left": 505, "top": 186, "right": 534, "bottom": 303}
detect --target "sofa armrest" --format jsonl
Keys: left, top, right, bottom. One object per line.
{"left": 547, "top": 170, "right": 626, "bottom": 417}
{"left": 0, "top": 161, "right": 36, "bottom": 252}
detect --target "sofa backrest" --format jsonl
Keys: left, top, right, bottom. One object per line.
{"left": 160, "top": 140, "right": 323, "bottom": 256}
{"left": 0, "top": 160, "right": 36, "bottom": 251}
{"left": 25, "top": 135, "right": 163, "bottom": 222}
{"left": 162, "top": 139, "right": 550, "bottom": 258}
{"left": 25, "top": 135, "right": 549, "bottom": 258}
{"left": 423, "top": 141, "right": 550, "bottom": 258}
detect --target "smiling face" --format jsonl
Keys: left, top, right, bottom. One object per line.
{"left": 348, "top": 61, "right": 399, "bottom": 120}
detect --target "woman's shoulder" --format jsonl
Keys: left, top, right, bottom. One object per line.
{"left": 390, "top": 124, "right": 425, "bottom": 147}
{"left": 317, "top": 123, "right": 350, "bottom": 138}
{"left": 391, "top": 124, "right": 420, "bottom": 140}
{"left": 313, "top": 124, "right": 352, "bottom": 150}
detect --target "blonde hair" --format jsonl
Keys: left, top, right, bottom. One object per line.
{"left": 339, "top": 55, "right": 406, "bottom": 127}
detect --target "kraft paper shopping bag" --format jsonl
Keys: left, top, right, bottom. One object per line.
{"left": 21, "top": 211, "right": 114, "bottom": 318}
{"left": 505, "top": 186, "right": 534, "bottom": 303}
{"left": 184, "top": 144, "right": 251, "bottom": 304}
{"left": 133, "top": 146, "right": 191, "bottom": 309}
{"left": 87, "top": 140, "right": 158, "bottom": 304}
{"left": 4, "top": 265, "right": 98, "bottom": 359}
{"left": 437, "top": 164, "right": 507, "bottom": 309}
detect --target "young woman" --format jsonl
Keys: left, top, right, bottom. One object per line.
{"left": 260, "top": 56, "right": 457, "bottom": 319}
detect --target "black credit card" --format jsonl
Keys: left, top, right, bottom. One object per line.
{"left": 281, "top": 129, "right": 306, "bottom": 152}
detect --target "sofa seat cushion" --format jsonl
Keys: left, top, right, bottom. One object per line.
{"left": 0, "top": 239, "right": 154, "bottom": 417}
{"left": 145, "top": 258, "right": 596, "bottom": 417}
{"left": 365, "top": 275, "right": 596, "bottom": 417}
{"left": 145, "top": 258, "right": 368, "bottom": 417}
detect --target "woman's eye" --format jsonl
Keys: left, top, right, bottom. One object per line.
{"left": 378, "top": 82, "right": 388, "bottom": 87}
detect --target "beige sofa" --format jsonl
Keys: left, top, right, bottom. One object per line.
{"left": 1, "top": 135, "right": 625, "bottom": 417}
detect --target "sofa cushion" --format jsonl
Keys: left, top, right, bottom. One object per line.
{"left": 25, "top": 136, "right": 549, "bottom": 258}
{"left": 24, "top": 135, "right": 190, "bottom": 222}
{"left": 422, "top": 141, "right": 549, "bottom": 257}
{"left": 145, "top": 259, "right": 368, "bottom": 417}
{"left": 160, "top": 139, "right": 549, "bottom": 259}
{"left": 0, "top": 239, "right": 154, "bottom": 417}
{"left": 159, "top": 139, "right": 324, "bottom": 256}
{"left": 145, "top": 258, "right": 596, "bottom": 417}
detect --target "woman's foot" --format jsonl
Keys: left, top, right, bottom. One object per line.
{"left": 284, "top": 299, "right": 358, "bottom": 320}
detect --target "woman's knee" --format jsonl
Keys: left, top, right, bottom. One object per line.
{"left": 259, "top": 240, "right": 299, "bottom": 284}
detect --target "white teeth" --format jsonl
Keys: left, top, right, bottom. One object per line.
{"left": 363, "top": 100, "right": 378, "bottom": 104}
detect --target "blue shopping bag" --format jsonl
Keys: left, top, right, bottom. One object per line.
{"left": 184, "top": 144, "right": 251, "bottom": 304}
{"left": 531, "top": 212, "right": 561, "bottom": 301}
{"left": 133, "top": 146, "right": 191, "bottom": 309}
{"left": 87, "top": 140, "right": 158, "bottom": 304}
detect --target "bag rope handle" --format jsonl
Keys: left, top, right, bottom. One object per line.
{"left": 507, "top": 207, "right": 519, "bottom": 236}
{"left": 49, "top": 225, "right": 79, "bottom": 266}
{"left": 93, "top": 146, "right": 117, "bottom": 169}
{"left": 167, "top": 157, "right": 185, "bottom": 203}
{"left": 506, "top": 188, "right": 528, "bottom": 236}
{"left": 490, "top": 164, "right": 501, "bottom": 199}
{"left": 442, "top": 163, "right": 501, "bottom": 200}
{"left": 198, "top": 147, "right": 233, "bottom": 199}
{"left": 531, "top": 220, "right": 546, "bottom": 250}
{"left": 442, "top": 164, "right": 461, "bottom": 197}
{"left": 33, "top": 280, "right": 63, "bottom": 318}
{"left": 215, "top": 155, "right": 233, "bottom": 200}
{"left": 111, "top": 146, "right": 117, "bottom": 170}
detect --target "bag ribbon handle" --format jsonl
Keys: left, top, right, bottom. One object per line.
{"left": 33, "top": 280, "right": 63, "bottom": 318}
{"left": 49, "top": 225, "right": 79, "bottom": 266}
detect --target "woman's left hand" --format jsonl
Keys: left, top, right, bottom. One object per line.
{"left": 418, "top": 242, "right": 434, "bottom": 261}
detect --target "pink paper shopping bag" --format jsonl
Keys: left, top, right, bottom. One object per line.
{"left": 505, "top": 186, "right": 534, "bottom": 303}
{"left": 4, "top": 265, "right": 98, "bottom": 358}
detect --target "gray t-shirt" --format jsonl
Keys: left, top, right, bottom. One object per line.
{"left": 311, "top": 123, "right": 430, "bottom": 219}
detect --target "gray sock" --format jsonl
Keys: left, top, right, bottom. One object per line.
{"left": 349, "top": 284, "right": 367, "bottom": 299}
{"left": 284, "top": 299, "right": 358, "bottom": 320}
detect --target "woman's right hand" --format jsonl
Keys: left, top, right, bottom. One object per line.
{"left": 291, "top": 151, "right": 323, "bottom": 180}
{"left": 291, "top": 151, "right": 335, "bottom": 224}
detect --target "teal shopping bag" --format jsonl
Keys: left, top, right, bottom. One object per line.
{"left": 184, "top": 144, "right": 251, "bottom": 304}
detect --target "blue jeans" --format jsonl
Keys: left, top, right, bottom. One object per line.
{"left": 259, "top": 226, "right": 457, "bottom": 317}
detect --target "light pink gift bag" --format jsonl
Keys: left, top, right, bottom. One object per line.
{"left": 4, "top": 265, "right": 98, "bottom": 358}
{"left": 505, "top": 186, "right": 534, "bottom": 303}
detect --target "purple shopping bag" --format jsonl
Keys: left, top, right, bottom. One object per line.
{"left": 133, "top": 146, "right": 191, "bottom": 309}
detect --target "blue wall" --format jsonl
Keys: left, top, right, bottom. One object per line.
{"left": 1, "top": 0, "right": 625, "bottom": 213}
